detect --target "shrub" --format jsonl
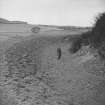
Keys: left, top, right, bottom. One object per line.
{"left": 31, "top": 26, "right": 40, "bottom": 33}
{"left": 69, "top": 12, "right": 105, "bottom": 56}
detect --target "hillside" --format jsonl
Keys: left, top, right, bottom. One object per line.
{"left": 1, "top": 17, "right": 104, "bottom": 105}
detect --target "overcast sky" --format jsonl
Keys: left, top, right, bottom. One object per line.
{"left": 0, "top": 0, "right": 105, "bottom": 26}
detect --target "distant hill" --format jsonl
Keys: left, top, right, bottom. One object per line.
{"left": 0, "top": 18, "right": 9, "bottom": 23}
{"left": 0, "top": 18, "right": 27, "bottom": 24}
{"left": 0, "top": 18, "right": 32, "bottom": 33}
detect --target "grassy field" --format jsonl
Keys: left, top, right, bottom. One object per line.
{"left": 0, "top": 19, "right": 105, "bottom": 105}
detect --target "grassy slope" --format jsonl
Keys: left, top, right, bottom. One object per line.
{"left": 0, "top": 33, "right": 104, "bottom": 105}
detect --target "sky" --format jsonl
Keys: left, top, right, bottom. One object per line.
{"left": 0, "top": 0, "right": 105, "bottom": 26}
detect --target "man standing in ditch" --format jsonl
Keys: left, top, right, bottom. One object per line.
{"left": 57, "top": 47, "right": 62, "bottom": 60}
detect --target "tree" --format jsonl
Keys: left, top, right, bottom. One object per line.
{"left": 90, "top": 12, "right": 105, "bottom": 48}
